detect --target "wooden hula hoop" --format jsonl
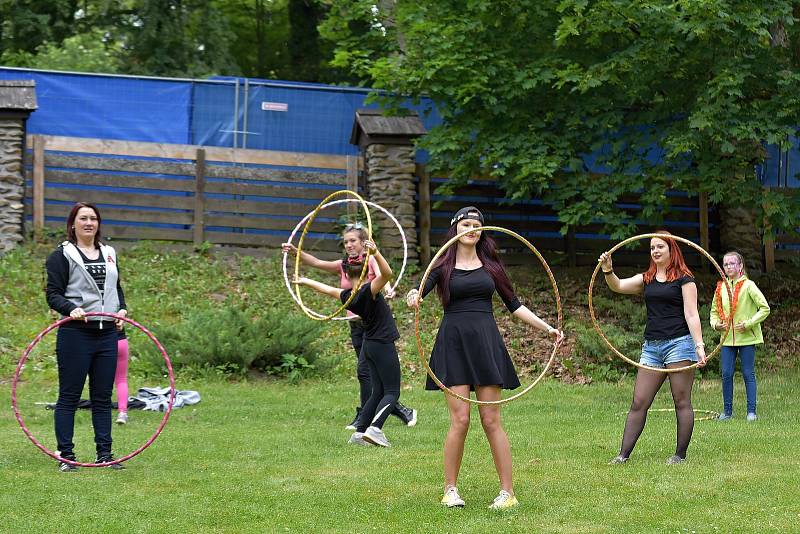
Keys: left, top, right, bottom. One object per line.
{"left": 12, "top": 312, "right": 175, "bottom": 467}
{"left": 294, "top": 190, "right": 372, "bottom": 321}
{"left": 414, "top": 226, "right": 563, "bottom": 405}
{"left": 588, "top": 233, "right": 733, "bottom": 373}
{"left": 283, "top": 198, "right": 407, "bottom": 321}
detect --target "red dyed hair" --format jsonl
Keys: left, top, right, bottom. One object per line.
{"left": 642, "top": 230, "right": 693, "bottom": 284}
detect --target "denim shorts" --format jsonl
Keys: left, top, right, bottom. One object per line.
{"left": 639, "top": 334, "right": 698, "bottom": 368}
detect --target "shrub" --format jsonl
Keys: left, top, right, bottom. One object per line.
{"left": 142, "top": 306, "right": 323, "bottom": 378}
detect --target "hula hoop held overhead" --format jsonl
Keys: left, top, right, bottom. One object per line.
{"left": 293, "top": 190, "right": 373, "bottom": 321}
{"left": 12, "top": 312, "right": 175, "bottom": 468}
{"left": 588, "top": 233, "right": 733, "bottom": 374}
{"left": 415, "top": 226, "right": 563, "bottom": 406}
{"left": 283, "top": 198, "right": 408, "bottom": 321}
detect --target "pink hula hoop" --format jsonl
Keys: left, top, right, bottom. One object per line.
{"left": 11, "top": 312, "right": 175, "bottom": 467}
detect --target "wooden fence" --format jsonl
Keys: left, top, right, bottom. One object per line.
{"left": 416, "top": 164, "right": 718, "bottom": 268}
{"left": 25, "top": 135, "right": 362, "bottom": 256}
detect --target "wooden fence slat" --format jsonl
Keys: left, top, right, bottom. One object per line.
{"left": 45, "top": 154, "right": 196, "bottom": 176}
{"left": 103, "top": 225, "right": 194, "bottom": 242}
{"left": 204, "top": 231, "right": 342, "bottom": 250}
{"left": 204, "top": 181, "right": 340, "bottom": 200}
{"left": 24, "top": 204, "right": 193, "bottom": 226}
{"left": 27, "top": 135, "right": 354, "bottom": 170}
{"left": 699, "top": 192, "right": 709, "bottom": 251}
{"left": 204, "top": 198, "right": 345, "bottom": 218}
{"left": 32, "top": 135, "right": 45, "bottom": 233}
{"left": 204, "top": 214, "right": 338, "bottom": 233}
{"left": 205, "top": 165, "right": 346, "bottom": 186}
{"left": 346, "top": 155, "right": 359, "bottom": 217}
{"left": 193, "top": 149, "right": 206, "bottom": 247}
{"left": 43, "top": 188, "right": 195, "bottom": 210}
{"left": 45, "top": 169, "right": 195, "bottom": 192}
{"left": 418, "top": 164, "right": 431, "bottom": 266}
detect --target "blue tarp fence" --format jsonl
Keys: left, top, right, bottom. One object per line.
{"left": 0, "top": 67, "right": 441, "bottom": 157}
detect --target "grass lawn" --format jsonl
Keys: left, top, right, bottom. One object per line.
{"left": 2, "top": 372, "right": 799, "bottom": 533}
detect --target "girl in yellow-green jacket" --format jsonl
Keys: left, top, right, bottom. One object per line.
{"left": 710, "top": 252, "right": 770, "bottom": 421}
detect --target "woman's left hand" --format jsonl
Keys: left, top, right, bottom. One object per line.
{"left": 734, "top": 322, "right": 747, "bottom": 333}
{"left": 116, "top": 309, "right": 128, "bottom": 330}
{"left": 384, "top": 287, "right": 396, "bottom": 299}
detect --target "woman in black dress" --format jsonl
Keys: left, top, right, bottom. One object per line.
{"left": 407, "top": 207, "right": 563, "bottom": 510}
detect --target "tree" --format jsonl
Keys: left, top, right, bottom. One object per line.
{"left": 122, "top": 0, "right": 238, "bottom": 77}
{"left": 322, "top": 1, "right": 800, "bottom": 238}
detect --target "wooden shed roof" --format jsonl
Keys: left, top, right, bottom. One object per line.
{"left": 349, "top": 108, "right": 426, "bottom": 145}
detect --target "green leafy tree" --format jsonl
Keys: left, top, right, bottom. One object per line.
{"left": 323, "top": 1, "right": 800, "bottom": 237}
{"left": 122, "top": 0, "right": 237, "bottom": 77}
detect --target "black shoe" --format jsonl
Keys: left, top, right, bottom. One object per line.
{"left": 58, "top": 455, "right": 79, "bottom": 473}
{"left": 346, "top": 408, "right": 361, "bottom": 430}
{"left": 392, "top": 403, "right": 418, "bottom": 427}
{"left": 96, "top": 454, "right": 126, "bottom": 470}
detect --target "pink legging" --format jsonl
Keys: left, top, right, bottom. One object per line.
{"left": 115, "top": 338, "right": 129, "bottom": 413}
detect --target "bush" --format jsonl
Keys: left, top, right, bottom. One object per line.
{"left": 144, "top": 305, "right": 324, "bottom": 378}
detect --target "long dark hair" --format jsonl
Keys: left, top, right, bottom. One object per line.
{"left": 66, "top": 202, "right": 102, "bottom": 248}
{"left": 431, "top": 224, "right": 515, "bottom": 307}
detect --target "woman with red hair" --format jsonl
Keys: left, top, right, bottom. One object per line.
{"left": 599, "top": 231, "right": 707, "bottom": 465}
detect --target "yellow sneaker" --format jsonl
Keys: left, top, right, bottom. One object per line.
{"left": 489, "top": 490, "right": 518, "bottom": 510}
{"left": 441, "top": 486, "right": 465, "bottom": 508}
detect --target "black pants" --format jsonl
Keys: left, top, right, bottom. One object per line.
{"left": 355, "top": 339, "right": 401, "bottom": 432}
{"left": 350, "top": 321, "right": 410, "bottom": 418}
{"left": 54, "top": 326, "right": 118, "bottom": 457}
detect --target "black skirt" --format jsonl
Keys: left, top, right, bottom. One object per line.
{"left": 425, "top": 311, "right": 520, "bottom": 391}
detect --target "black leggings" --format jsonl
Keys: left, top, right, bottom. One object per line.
{"left": 54, "top": 326, "right": 118, "bottom": 457}
{"left": 355, "top": 339, "right": 401, "bottom": 433}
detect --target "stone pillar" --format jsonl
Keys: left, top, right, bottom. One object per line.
{"left": 350, "top": 109, "right": 426, "bottom": 263}
{"left": 364, "top": 144, "right": 418, "bottom": 262}
{"left": 0, "top": 80, "right": 37, "bottom": 255}
{"left": 718, "top": 204, "right": 764, "bottom": 273}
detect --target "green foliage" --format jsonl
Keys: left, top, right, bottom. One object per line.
{"left": 141, "top": 305, "right": 323, "bottom": 378}
{"left": 323, "top": 0, "right": 800, "bottom": 237}
{"left": 3, "top": 28, "right": 122, "bottom": 73}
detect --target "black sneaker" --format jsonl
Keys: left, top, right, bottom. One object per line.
{"left": 345, "top": 408, "right": 361, "bottom": 430}
{"left": 58, "top": 456, "right": 79, "bottom": 473}
{"left": 392, "top": 403, "right": 418, "bottom": 427}
{"left": 95, "top": 454, "right": 126, "bottom": 470}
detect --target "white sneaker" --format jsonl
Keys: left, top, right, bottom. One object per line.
{"left": 347, "top": 432, "right": 370, "bottom": 446}
{"left": 747, "top": 413, "right": 758, "bottom": 422}
{"left": 441, "top": 486, "right": 465, "bottom": 508}
{"left": 116, "top": 412, "right": 128, "bottom": 425}
{"left": 363, "top": 426, "right": 391, "bottom": 448}
{"left": 489, "top": 490, "right": 519, "bottom": 510}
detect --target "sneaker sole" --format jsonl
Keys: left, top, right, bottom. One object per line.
{"left": 406, "top": 410, "right": 418, "bottom": 427}
{"left": 362, "top": 435, "right": 390, "bottom": 448}
{"left": 443, "top": 502, "right": 465, "bottom": 508}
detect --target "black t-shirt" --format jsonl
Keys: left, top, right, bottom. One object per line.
{"left": 643, "top": 275, "right": 694, "bottom": 340}
{"left": 77, "top": 247, "right": 107, "bottom": 294}
{"left": 340, "top": 282, "right": 399, "bottom": 343}
{"left": 421, "top": 266, "right": 521, "bottom": 314}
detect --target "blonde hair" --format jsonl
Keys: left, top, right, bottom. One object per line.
{"left": 722, "top": 251, "right": 747, "bottom": 277}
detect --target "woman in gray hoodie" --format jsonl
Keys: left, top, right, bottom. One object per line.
{"left": 45, "top": 202, "right": 127, "bottom": 471}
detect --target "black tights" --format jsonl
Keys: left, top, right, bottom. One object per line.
{"left": 355, "top": 340, "right": 401, "bottom": 433}
{"left": 619, "top": 363, "right": 695, "bottom": 459}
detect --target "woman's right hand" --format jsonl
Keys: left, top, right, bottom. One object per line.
{"left": 715, "top": 321, "right": 728, "bottom": 332}
{"left": 281, "top": 243, "right": 297, "bottom": 254}
{"left": 70, "top": 307, "right": 87, "bottom": 322}
{"left": 599, "top": 252, "right": 613, "bottom": 272}
{"left": 406, "top": 288, "right": 420, "bottom": 308}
